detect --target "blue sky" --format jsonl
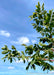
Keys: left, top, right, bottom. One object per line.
{"left": 0, "top": 0, "right": 54, "bottom": 75}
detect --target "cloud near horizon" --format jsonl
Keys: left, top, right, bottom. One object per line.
{"left": 49, "top": 71, "right": 54, "bottom": 74}
{"left": 8, "top": 66, "right": 14, "bottom": 69}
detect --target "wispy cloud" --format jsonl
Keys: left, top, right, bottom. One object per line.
{"left": 0, "top": 30, "right": 10, "bottom": 37}
{"left": 16, "top": 59, "right": 23, "bottom": 63}
{"left": 11, "top": 37, "right": 30, "bottom": 44}
{"left": 31, "top": 40, "right": 36, "bottom": 44}
{"left": 8, "top": 66, "right": 14, "bottom": 69}
{"left": 49, "top": 71, "right": 54, "bottom": 74}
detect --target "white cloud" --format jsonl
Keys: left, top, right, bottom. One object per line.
{"left": 11, "top": 37, "right": 30, "bottom": 44}
{"left": 8, "top": 66, "right": 14, "bottom": 69}
{"left": 31, "top": 40, "right": 36, "bottom": 44}
{"left": 0, "top": 30, "right": 10, "bottom": 37}
{"left": 16, "top": 59, "right": 32, "bottom": 63}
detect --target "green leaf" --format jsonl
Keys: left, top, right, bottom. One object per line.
{"left": 12, "top": 45, "right": 16, "bottom": 50}
{"left": 21, "top": 44, "right": 27, "bottom": 46}
{"left": 2, "top": 50, "right": 9, "bottom": 54}
{"left": 10, "top": 58, "right": 12, "bottom": 63}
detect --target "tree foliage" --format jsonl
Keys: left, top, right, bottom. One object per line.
{"left": 1, "top": 2, "right": 54, "bottom": 71}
